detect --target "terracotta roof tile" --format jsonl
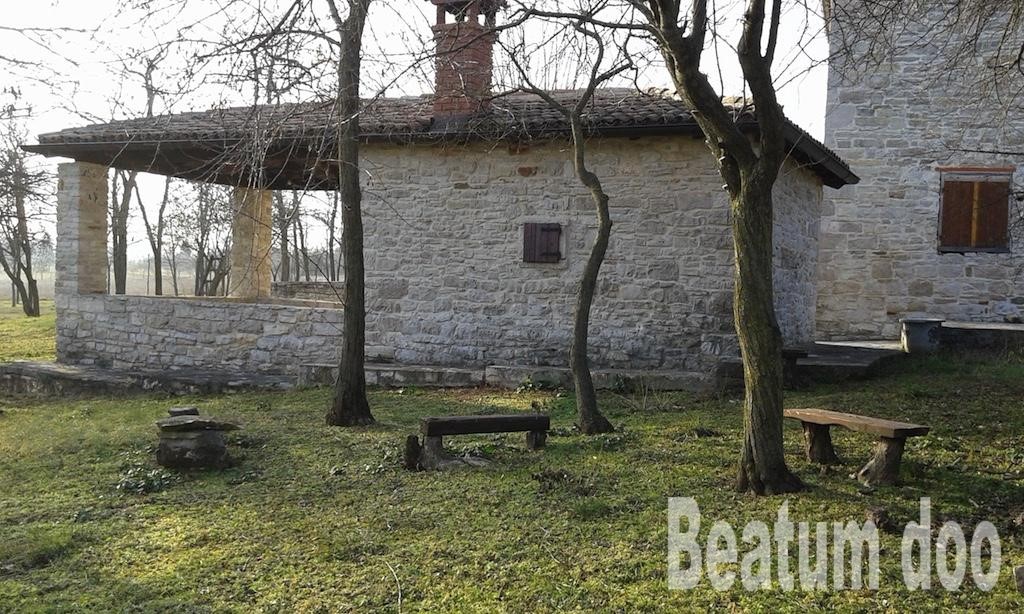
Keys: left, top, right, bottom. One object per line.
{"left": 28, "top": 88, "right": 858, "bottom": 188}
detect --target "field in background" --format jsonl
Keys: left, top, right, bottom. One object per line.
{"left": 23, "top": 272, "right": 198, "bottom": 300}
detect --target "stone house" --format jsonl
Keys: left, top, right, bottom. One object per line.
{"left": 26, "top": 0, "right": 856, "bottom": 389}
{"left": 819, "top": 3, "right": 1024, "bottom": 338}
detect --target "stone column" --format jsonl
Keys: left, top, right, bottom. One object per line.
{"left": 56, "top": 162, "right": 109, "bottom": 298}
{"left": 229, "top": 187, "right": 273, "bottom": 298}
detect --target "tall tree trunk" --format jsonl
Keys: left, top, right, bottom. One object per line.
{"left": 137, "top": 176, "right": 170, "bottom": 296}
{"left": 732, "top": 183, "right": 803, "bottom": 494}
{"left": 275, "top": 192, "right": 291, "bottom": 282}
{"left": 327, "top": 0, "right": 374, "bottom": 427}
{"left": 569, "top": 127, "right": 614, "bottom": 434}
{"left": 11, "top": 157, "right": 39, "bottom": 317}
{"left": 638, "top": 0, "right": 803, "bottom": 495}
{"left": 194, "top": 248, "right": 207, "bottom": 296}
{"left": 152, "top": 252, "right": 163, "bottom": 296}
{"left": 297, "top": 213, "right": 310, "bottom": 281}
{"left": 111, "top": 171, "right": 135, "bottom": 295}
{"left": 169, "top": 244, "right": 179, "bottom": 296}
{"left": 291, "top": 221, "right": 300, "bottom": 283}
{"left": 327, "top": 191, "right": 339, "bottom": 281}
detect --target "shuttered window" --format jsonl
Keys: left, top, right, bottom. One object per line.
{"left": 523, "top": 222, "right": 562, "bottom": 263}
{"left": 939, "top": 170, "right": 1013, "bottom": 252}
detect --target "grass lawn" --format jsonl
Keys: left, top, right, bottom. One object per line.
{"left": 0, "top": 300, "right": 55, "bottom": 362}
{"left": 1, "top": 319, "right": 1023, "bottom": 611}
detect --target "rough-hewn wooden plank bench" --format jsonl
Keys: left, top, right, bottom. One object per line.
{"left": 404, "top": 414, "right": 550, "bottom": 470}
{"left": 785, "top": 408, "right": 930, "bottom": 486}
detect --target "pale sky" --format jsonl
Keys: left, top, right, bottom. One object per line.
{"left": 3, "top": 0, "right": 830, "bottom": 260}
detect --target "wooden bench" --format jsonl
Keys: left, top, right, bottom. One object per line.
{"left": 404, "top": 414, "right": 550, "bottom": 470}
{"left": 785, "top": 408, "right": 930, "bottom": 486}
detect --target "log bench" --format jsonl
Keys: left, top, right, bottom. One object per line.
{"left": 404, "top": 414, "right": 550, "bottom": 470}
{"left": 784, "top": 408, "right": 930, "bottom": 486}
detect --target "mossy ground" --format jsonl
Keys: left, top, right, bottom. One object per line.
{"left": 1, "top": 312, "right": 1023, "bottom": 612}
{"left": 0, "top": 300, "right": 55, "bottom": 363}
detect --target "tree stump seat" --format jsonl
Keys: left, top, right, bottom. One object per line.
{"left": 784, "top": 408, "right": 930, "bottom": 487}
{"left": 155, "top": 410, "right": 241, "bottom": 469}
{"left": 404, "top": 414, "right": 550, "bottom": 470}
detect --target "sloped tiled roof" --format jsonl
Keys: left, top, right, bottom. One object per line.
{"left": 27, "top": 88, "right": 857, "bottom": 189}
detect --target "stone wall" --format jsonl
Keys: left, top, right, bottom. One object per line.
{"left": 56, "top": 295, "right": 347, "bottom": 374}
{"left": 358, "top": 137, "right": 823, "bottom": 380}
{"left": 54, "top": 137, "right": 824, "bottom": 385}
{"left": 820, "top": 6, "right": 1024, "bottom": 338}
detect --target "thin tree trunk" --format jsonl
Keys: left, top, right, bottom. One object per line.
{"left": 327, "top": 0, "right": 374, "bottom": 427}
{"left": 568, "top": 123, "right": 614, "bottom": 434}
{"left": 169, "top": 244, "right": 179, "bottom": 296}
{"left": 638, "top": 0, "right": 803, "bottom": 495}
{"left": 732, "top": 184, "right": 804, "bottom": 495}
{"left": 137, "top": 176, "right": 170, "bottom": 296}
{"left": 298, "top": 216, "right": 310, "bottom": 281}
{"left": 11, "top": 158, "right": 39, "bottom": 316}
{"left": 275, "top": 192, "right": 291, "bottom": 282}
{"left": 111, "top": 171, "right": 135, "bottom": 295}
{"left": 327, "top": 191, "right": 339, "bottom": 281}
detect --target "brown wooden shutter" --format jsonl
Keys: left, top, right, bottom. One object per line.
{"left": 523, "top": 222, "right": 561, "bottom": 263}
{"left": 975, "top": 180, "right": 1010, "bottom": 248}
{"left": 940, "top": 180, "right": 975, "bottom": 249}
{"left": 538, "top": 223, "right": 561, "bottom": 262}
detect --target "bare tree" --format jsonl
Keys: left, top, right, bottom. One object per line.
{"left": 515, "top": 1, "right": 808, "bottom": 493}
{"left": 169, "top": 182, "right": 234, "bottom": 297}
{"left": 109, "top": 171, "right": 135, "bottom": 294}
{"left": 647, "top": 0, "right": 806, "bottom": 494}
{"left": 326, "top": 0, "right": 376, "bottom": 427}
{"left": 310, "top": 191, "right": 343, "bottom": 282}
{"left": 0, "top": 124, "right": 50, "bottom": 317}
{"left": 503, "top": 16, "right": 636, "bottom": 434}
{"left": 136, "top": 176, "right": 172, "bottom": 296}
{"left": 99, "top": 49, "right": 174, "bottom": 296}
{"left": 273, "top": 191, "right": 296, "bottom": 282}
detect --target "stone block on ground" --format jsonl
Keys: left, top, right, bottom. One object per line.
{"left": 155, "top": 414, "right": 241, "bottom": 469}
{"left": 157, "top": 430, "right": 232, "bottom": 469}
{"left": 168, "top": 406, "right": 200, "bottom": 417}
{"left": 156, "top": 415, "right": 240, "bottom": 432}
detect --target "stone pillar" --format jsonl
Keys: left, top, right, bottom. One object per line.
{"left": 56, "top": 162, "right": 109, "bottom": 297}
{"left": 229, "top": 187, "right": 273, "bottom": 298}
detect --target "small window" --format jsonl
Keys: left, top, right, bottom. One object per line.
{"left": 938, "top": 169, "right": 1013, "bottom": 252}
{"left": 523, "top": 222, "right": 561, "bottom": 263}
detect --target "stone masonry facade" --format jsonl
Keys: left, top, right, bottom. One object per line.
{"left": 57, "top": 295, "right": 347, "bottom": 374}
{"left": 55, "top": 136, "right": 824, "bottom": 386}
{"left": 357, "top": 136, "right": 822, "bottom": 381}
{"left": 819, "top": 6, "right": 1024, "bottom": 338}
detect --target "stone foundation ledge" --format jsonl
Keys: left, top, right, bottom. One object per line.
{"left": 298, "top": 362, "right": 711, "bottom": 392}
{"left": 0, "top": 361, "right": 293, "bottom": 397}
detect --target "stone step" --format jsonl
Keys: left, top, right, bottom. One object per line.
{"left": 940, "top": 321, "right": 1024, "bottom": 351}
{"left": 718, "top": 340, "right": 904, "bottom": 388}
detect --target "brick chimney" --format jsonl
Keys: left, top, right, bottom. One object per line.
{"left": 428, "top": 0, "right": 504, "bottom": 121}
